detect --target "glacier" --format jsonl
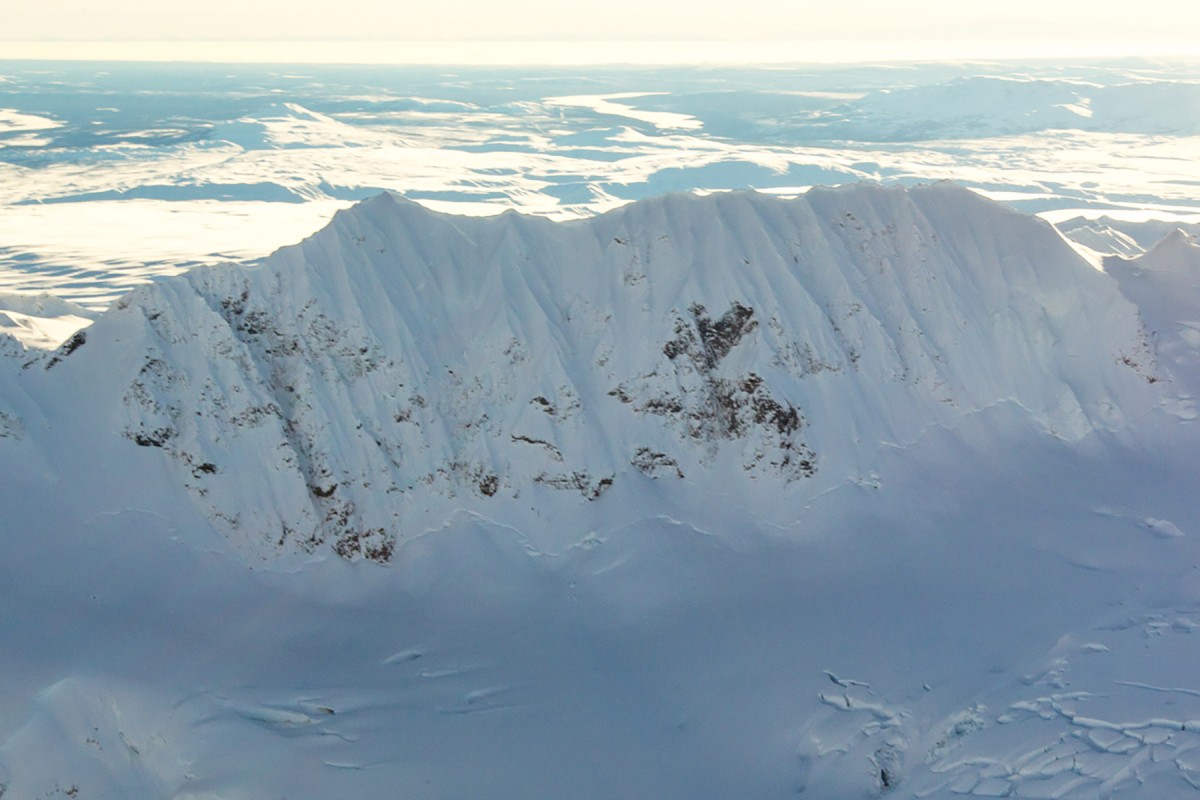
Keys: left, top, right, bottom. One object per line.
{"left": 2, "top": 182, "right": 1200, "bottom": 798}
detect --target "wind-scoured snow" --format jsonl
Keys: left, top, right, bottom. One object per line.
{"left": 1, "top": 182, "right": 1198, "bottom": 799}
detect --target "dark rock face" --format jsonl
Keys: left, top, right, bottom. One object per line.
{"left": 616, "top": 302, "right": 816, "bottom": 481}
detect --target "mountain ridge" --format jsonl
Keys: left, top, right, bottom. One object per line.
{"left": 0, "top": 180, "right": 1170, "bottom": 563}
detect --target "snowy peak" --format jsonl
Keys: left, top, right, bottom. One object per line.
{"left": 23, "top": 183, "right": 1165, "bottom": 561}
{"left": 1141, "top": 228, "right": 1200, "bottom": 270}
{"left": 0, "top": 292, "right": 97, "bottom": 350}
{"left": 1104, "top": 228, "right": 1200, "bottom": 404}
{"left": 1056, "top": 216, "right": 1200, "bottom": 258}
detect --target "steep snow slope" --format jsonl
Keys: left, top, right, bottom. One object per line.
{"left": 2, "top": 182, "right": 1197, "bottom": 800}
{"left": 1106, "top": 229, "right": 1200, "bottom": 405}
{"left": 6, "top": 182, "right": 1164, "bottom": 561}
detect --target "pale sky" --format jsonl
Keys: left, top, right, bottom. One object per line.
{"left": 5, "top": 0, "right": 1200, "bottom": 62}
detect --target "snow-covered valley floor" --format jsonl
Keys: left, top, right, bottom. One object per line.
{"left": 3, "top": 407, "right": 1200, "bottom": 799}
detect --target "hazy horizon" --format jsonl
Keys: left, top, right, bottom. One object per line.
{"left": 4, "top": 38, "right": 1200, "bottom": 66}
{"left": 6, "top": 0, "right": 1200, "bottom": 64}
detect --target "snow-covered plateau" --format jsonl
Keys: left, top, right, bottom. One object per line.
{"left": 3, "top": 180, "right": 1200, "bottom": 798}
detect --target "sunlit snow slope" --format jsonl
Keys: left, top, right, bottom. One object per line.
{"left": 1, "top": 182, "right": 1166, "bottom": 560}
{"left": 1, "top": 182, "right": 1199, "bottom": 800}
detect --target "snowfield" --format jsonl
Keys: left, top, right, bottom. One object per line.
{"left": 2, "top": 182, "right": 1200, "bottom": 798}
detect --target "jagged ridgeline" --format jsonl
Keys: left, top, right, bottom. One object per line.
{"left": 19, "top": 183, "right": 1163, "bottom": 561}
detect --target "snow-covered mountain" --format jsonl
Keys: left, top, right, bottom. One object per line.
{"left": 0, "top": 182, "right": 1167, "bottom": 561}
{"left": 1057, "top": 215, "right": 1200, "bottom": 257}
{"left": 2, "top": 182, "right": 1199, "bottom": 800}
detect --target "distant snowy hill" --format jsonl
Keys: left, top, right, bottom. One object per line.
{"left": 0, "top": 291, "right": 96, "bottom": 349}
{"left": 837, "top": 77, "right": 1200, "bottom": 140}
{"left": 1057, "top": 215, "right": 1200, "bottom": 257}
{"left": 2, "top": 182, "right": 1200, "bottom": 800}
